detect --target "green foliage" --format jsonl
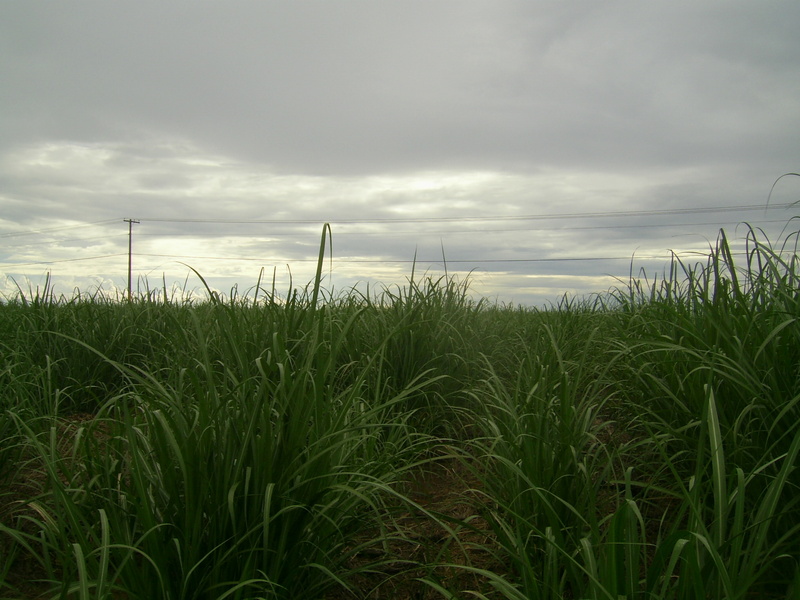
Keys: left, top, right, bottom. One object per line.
{"left": 2, "top": 221, "right": 799, "bottom": 599}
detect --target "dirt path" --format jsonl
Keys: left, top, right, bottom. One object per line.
{"left": 324, "top": 457, "right": 508, "bottom": 600}
{"left": 2, "top": 425, "right": 508, "bottom": 600}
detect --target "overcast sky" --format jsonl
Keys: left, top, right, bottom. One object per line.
{"left": 1, "top": 2, "right": 799, "bottom": 306}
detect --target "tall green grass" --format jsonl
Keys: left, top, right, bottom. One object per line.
{"left": 0, "top": 229, "right": 468, "bottom": 599}
{"left": 2, "top": 220, "right": 799, "bottom": 599}
{"left": 454, "top": 223, "right": 800, "bottom": 599}
{"left": 4, "top": 319, "right": 437, "bottom": 598}
{"left": 463, "top": 321, "right": 615, "bottom": 598}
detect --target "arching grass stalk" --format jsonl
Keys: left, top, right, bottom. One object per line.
{"left": 2, "top": 312, "right": 441, "bottom": 599}
{"left": 462, "top": 321, "right": 616, "bottom": 598}
{"left": 0, "top": 225, "right": 446, "bottom": 599}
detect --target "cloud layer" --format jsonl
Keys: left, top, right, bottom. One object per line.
{"left": 2, "top": 2, "right": 799, "bottom": 305}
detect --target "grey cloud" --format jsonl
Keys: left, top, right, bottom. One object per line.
{"left": 3, "top": 2, "right": 798, "bottom": 176}
{"left": 2, "top": 1, "right": 799, "bottom": 306}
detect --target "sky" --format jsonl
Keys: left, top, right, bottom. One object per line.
{"left": 1, "top": 2, "right": 799, "bottom": 307}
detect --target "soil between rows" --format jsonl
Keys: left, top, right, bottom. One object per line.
{"left": 2, "top": 423, "right": 508, "bottom": 600}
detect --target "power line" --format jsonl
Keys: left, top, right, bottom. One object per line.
{"left": 132, "top": 218, "right": 791, "bottom": 238}
{"left": 0, "top": 246, "right": 776, "bottom": 271}
{"left": 0, "top": 219, "right": 120, "bottom": 238}
{"left": 332, "top": 219, "right": 791, "bottom": 237}
{"left": 1, "top": 234, "right": 127, "bottom": 249}
{"left": 0, "top": 203, "right": 792, "bottom": 244}
{"left": 138, "top": 202, "right": 795, "bottom": 225}
{"left": 1, "top": 218, "right": 788, "bottom": 249}
{"left": 0, "top": 253, "right": 127, "bottom": 268}
{"left": 133, "top": 252, "right": 672, "bottom": 264}
{"left": 1, "top": 208, "right": 794, "bottom": 279}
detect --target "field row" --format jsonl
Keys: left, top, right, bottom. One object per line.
{"left": 2, "top": 224, "right": 799, "bottom": 599}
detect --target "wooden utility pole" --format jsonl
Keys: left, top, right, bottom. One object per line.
{"left": 124, "top": 219, "right": 140, "bottom": 301}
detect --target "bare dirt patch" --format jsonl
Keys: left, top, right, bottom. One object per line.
{"left": 2, "top": 421, "right": 509, "bottom": 600}
{"left": 324, "top": 457, "right": 509, "bottom": 600}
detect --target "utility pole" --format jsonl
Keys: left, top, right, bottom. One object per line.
{"left": 124, "top": 219, "right": 140, "bottom": 301}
